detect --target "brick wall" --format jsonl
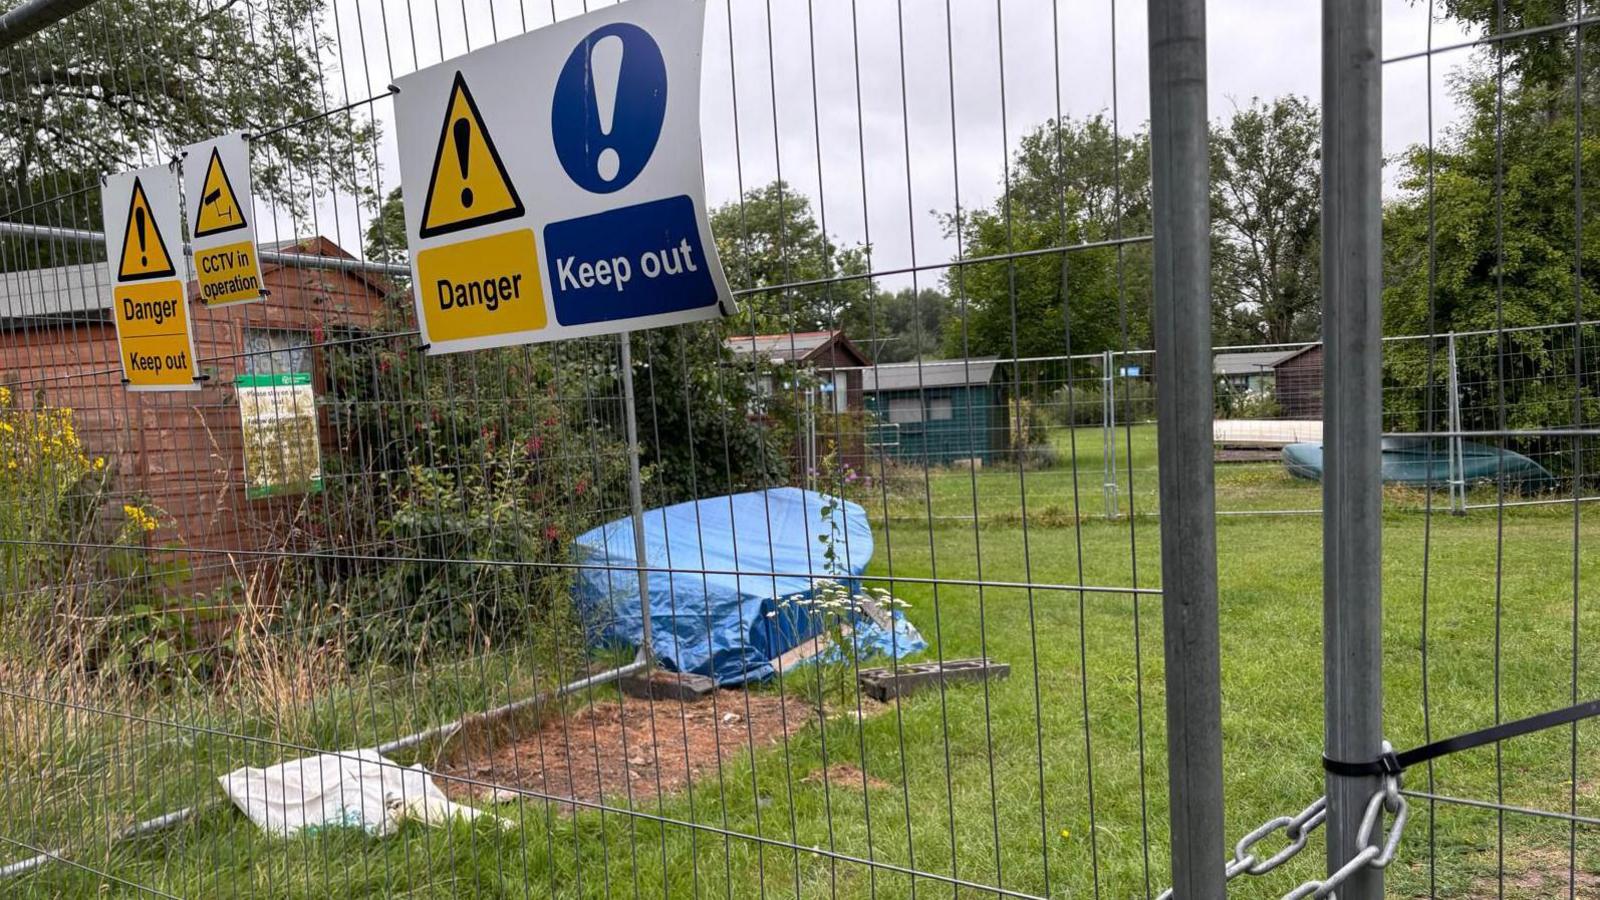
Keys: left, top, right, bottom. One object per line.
{"left": 0, "top": 245, "right": 390, "bottom": 597}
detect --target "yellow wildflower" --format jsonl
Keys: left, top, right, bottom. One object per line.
{"left": 121, "top": 504, "right": 159, "bottom": 532}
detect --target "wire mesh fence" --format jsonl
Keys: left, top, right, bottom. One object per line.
{"left": 0, "top": 1, "right": 1168, "bottom": 898}
{"left": 2, "top": 0, "right": 1600, "bottom": 898}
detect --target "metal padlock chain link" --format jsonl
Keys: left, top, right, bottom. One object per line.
{"left": 1152, "top": 701, "right": 1600, "bottom": 898}
{"left": 1155, "top": 771, "right": 1406, "bottom": 900}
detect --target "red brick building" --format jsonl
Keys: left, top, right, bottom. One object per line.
{"left": 0, "top": 237, "right": 391, "bottom": 593}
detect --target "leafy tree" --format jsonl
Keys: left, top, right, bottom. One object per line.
{"left": 1384, "top": 78, "right": 1596, "bottom": 340}
{"left": 1382, "top": 28, "right": 1600, "bottom": 439}
{"left": 365, "top": 187, "right": 408, "bottom": 264}
{"left": 1, "top": 0, "right": 377, "bottom": 266}
{"left": 627, "top": 326, "right": 791, "bottom": 503}
{"left": 940, "top": 114, "right": 1153, "bottom": 360}
{"left": 1211, "top": 96, "right": 1321, "bottom": 344}
{"left": 710, "top": 180, "right": 871, "bottom": 333}
{"left": 1427, "top": 0, "right": 1582, "bottom": 96}
{"left": 842, "top": 287, "right": 950, "bottom": 363}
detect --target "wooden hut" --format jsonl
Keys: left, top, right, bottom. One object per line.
{"left": 0, "top": 236, "right": 391, "bottom": 595}
{"left": 861, "top": 358, "right": 1006, "bottom": 466}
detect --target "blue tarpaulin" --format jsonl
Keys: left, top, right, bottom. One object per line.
{"left": 572, "top": 487, "right": 924, "bottom": 685}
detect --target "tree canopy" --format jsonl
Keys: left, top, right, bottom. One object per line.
{"left": 1212, "top": 95, "right": 1321, "bottom": 344}
{"left": 1, "top": 0, "right": 377, "bottom": 267}
{"left": 708, "top": 181, "right": 871, "bottom": 334}
{"left": 843, "top": 287, "right": 951, "bottom": 363}
{"left": 1382, "top": 4, "right": 1600, "bottom": 433}
{"left": 940, "top": 114, "right": 1153, "bottom": 360}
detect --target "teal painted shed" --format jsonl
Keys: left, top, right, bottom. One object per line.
{"left": 862, "top": 359, "right": 1006, "bottom": 466}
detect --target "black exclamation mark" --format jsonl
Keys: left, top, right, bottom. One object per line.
{"left": 135, "top": 206, "right": 148, "bottom": 267}
{"left": 454, "top": 118, "right": 473, "bottom": 208}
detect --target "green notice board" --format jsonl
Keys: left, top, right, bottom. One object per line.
{"left": 237, "top": 372, "right": 324, "bottom": 499}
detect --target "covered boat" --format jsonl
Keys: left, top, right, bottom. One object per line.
{"left": 1281, "top": 438, "right": 1557, "bottom": 492}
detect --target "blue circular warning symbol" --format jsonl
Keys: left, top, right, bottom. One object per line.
{"left": 551, "top": 23, "right": 668, "bottom": 194}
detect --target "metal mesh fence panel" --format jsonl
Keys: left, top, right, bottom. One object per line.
{"left": 0, "top": 2, "right": 1169, "bottom": 898}
{"left": 5, "top": 1, "right": 1600, "bottom": 898}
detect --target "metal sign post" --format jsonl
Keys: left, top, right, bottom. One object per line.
{"left": 618, "top": 330, "right": 654, "bottom": 661}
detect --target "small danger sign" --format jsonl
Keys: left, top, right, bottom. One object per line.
{"left": 393, "top": 0, "right": 733, "bottom": 355}
{"left": 101, "top": 164, "right": 200, "bottom": 392}
{"left": 182, "top": 133, "right": 265, "bottom": 307}
{"left": 418, "top": 73, "right": 525, "bottom": 239}
{"left": 400, "top": 70, "right": 542, "bottom": 352}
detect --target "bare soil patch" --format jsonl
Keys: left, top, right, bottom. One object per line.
{"left": 438, "top": 690, "right": 817, "bottom": 809}
{"left": 1215, "top": 447, "right": 1283, "bottom": 463}
{"left": 800, "top": 763, "right": 890, "bottom": 792}
{"left": 1464, "top": 846, "right": 1600, "bottom": 898}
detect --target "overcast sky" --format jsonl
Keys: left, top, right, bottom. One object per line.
{"left": 296, "top": 0, "right": 1483, "bottom": 290}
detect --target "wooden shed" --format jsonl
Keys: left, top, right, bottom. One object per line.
{"left": 725, "top": 330, "right": 872, "bottom": 412}
{"left": 1272, "top": 344, "right": 1325, "bottom": 420}
{"left": 861, "top": 358, "right": 1006, "bottom": 466}
{"left": 1214, "top": 349, "right": 1296, "bottom": 395}
{"left": 726, "top": 330, "right": 873, "bottom": 477}
{"left": 0, "top": 236, "right": 391, "bottom": 595}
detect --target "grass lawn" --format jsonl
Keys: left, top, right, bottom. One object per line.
{"left": 9, "top": 424, "right": 1600, "bottom": 898}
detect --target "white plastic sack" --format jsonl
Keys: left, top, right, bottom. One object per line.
{"left": 218, "top": 748, "right": 504, "bottom": 837}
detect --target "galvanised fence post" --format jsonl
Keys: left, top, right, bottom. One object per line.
{"left": 1322, "top": 0, "right": 1386, "bottom": 897}
{"left": 1147, "top": 0, "right": 1226, "bottom": 895}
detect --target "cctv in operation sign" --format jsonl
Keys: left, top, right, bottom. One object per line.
{"left": 393, "top": 0, "right": 734, "bottom": 355}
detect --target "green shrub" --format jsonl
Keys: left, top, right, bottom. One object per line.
{"left": 1046, "top": 379, "right": 1157, "bottom": 426}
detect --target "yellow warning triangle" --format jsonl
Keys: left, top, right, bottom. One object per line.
{"left": 419, "top": 71, "right": 525, "bottom": 239}
{"left": 117, "top": 177, "right": 178, "bottom": 282}
{"left": 193, "top": 147, "right": 248, "bottom": 237}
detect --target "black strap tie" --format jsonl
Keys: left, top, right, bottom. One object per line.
{"left": 1323, "top": 697, "right": 1600, "bottom": 777}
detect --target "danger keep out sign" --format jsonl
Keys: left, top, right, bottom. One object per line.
{"left": 100, "top": 165, "right": 200, "bottom": 391}
{"left": 394, "top": 0, "right": 734, "bottom": 354}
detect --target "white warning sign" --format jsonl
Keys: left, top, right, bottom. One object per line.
{"left": 393, "top": 0, "right": 734, "bottom": 355}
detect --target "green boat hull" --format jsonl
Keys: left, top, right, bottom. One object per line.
{"left": 1281, "top": 438, "right": 1558, "bottom": 492}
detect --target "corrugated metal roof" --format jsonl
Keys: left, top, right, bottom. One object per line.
{"left": 1214, "top": 349, "right": 1298, "bottom": 375}
{"left": 725, "top": 330, "right": 839, "bottom": 361}
{"left": 862, "top": 358, "right": 1000, "bottom": 392}
{"left": 0, "top": 260, "right": 112, "bottom": 320}
{"left": 0, "top": 236, "right": 363, "bottom": 323}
